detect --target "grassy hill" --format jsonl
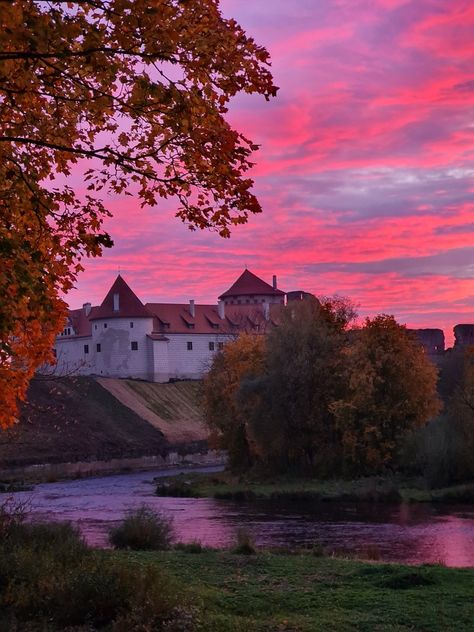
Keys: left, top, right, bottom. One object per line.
{"left": 0, "top": 377, "right": 206, "bottom": 469}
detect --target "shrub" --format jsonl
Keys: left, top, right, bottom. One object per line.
{"left": 9, "top": 521, "right": 87, "bottom": 560}
{"left": 0, "top": 518, "right": 195, "bottom": 630}
{"left": 109, "top": 505, "right": 175, "bottom": 550}
{"left": 175, "top": 540, "right": 204, "bottom": 554}
{"left": 0, "top": 495, "right": 29, "bottom": 541}
{"left": 232, "top": 527, "right": 256, "bottom": 555}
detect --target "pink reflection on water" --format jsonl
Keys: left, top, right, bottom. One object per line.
{"left": 9, "top": 468, "right": 474, "bottom": 567}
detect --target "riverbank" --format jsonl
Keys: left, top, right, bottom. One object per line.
{"left": 155, "top": 470, "right": 474, "bottom": 503}
{"left": 125, "top": 549, "right": 473, "bottom": 631}
{"left": 0, "top": 450, "right": 226, "bottom": 484}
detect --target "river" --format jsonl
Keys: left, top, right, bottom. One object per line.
{"left": 7, "top": 467, "right": 474, "bottom": 567}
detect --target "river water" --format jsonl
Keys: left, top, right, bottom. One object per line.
{"left": 8, "top": 467, "right": 474, "bottom": 567}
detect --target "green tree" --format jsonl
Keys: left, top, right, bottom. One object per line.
{"left": 331, "top": 315, "right": 440, "bottom": 474}
{"left": 244, "top": 297, "right": 355, "bottom": 474}
{"left": 0, "top": 0, "right": 277, "bottom": 428}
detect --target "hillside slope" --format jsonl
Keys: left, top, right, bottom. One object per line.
{"left": 97, "top": 378, "right": 206, "bottom": 443}
{"left": 0, "top": 377, "right": 172, "bottom": 468}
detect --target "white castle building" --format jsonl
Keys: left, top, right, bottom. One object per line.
{"left": 54, "top": 269, "right": 286, "bottom": 382}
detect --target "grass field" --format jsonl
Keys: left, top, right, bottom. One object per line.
{"left": 126, "top": 549, "right": 474, "bottom": 631}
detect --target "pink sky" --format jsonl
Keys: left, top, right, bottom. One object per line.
{"left": 67, "top": 0, "right": 474, "bottom": 346}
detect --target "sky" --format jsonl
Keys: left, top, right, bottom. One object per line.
{"left": 67, "top": 0, "right": 474, "bottom": 346}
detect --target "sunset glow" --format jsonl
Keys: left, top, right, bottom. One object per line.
{"left": 67, "top": 0, "right": 474, "bottom": 346}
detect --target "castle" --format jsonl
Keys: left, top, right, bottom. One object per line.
{"left": 54, "top": 269, "right": 286, "bottom": 382}
{"left": 54, "top": 269, "right": 474, "bottom": 381}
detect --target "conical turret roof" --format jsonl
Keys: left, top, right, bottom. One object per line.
{"left": 90, "top": 275, "right": 152, "bottom": 320}
{"left": 218, "top": 269, "right": 285, "bottom": 299}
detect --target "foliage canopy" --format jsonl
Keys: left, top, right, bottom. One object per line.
{"left": 0, "top": 0, "right": 277, "bottom": 428}
{"left": 203, "top": 302, "right": 440, "bottom": 476}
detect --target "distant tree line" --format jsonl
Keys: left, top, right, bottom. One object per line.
{"left": 202, "top": 298, "right": 442, "bottom": 477}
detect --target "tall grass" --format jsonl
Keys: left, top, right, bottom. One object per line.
{"left": 109, "top": 505, "right": 175, "bottom": 550}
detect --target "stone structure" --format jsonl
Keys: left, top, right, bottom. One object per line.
{"left": 454, "top": 324, "right": 474, "bottom": 349}
{"left": 54, "top": 268, "right": 474, "bottom": 380}
{"left": 55, "top": 269, "right": 285, "bottom": 382}
{"left": 409, "top": 328, "right": 445, "bottom": 356}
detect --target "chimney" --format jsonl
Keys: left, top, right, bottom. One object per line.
{"left": 113, "top": 293, "right": 120, "bottom": 312}
{"left": 218, "top": 300, "right": 225, "bottom": 319}
{"left": 264, "top": 302, "right": 270, "bottom": 321}
{"left": 272, "top": 275, "right": 277, "bottom": 290}
{"left": 83, "top": 302, "right": 92, "bottom": 316}
{"left": 189, "top": 299, "right": 195, "bottom": 318}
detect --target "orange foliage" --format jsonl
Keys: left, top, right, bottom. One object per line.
{"left": 0, "top": 1, "right": 277, "bottom": 428}
{"left": 331, "top": 315, "right": 440, "bottom": 473}
{"left": 202, "top": 334, "right": 265, "bottom": 467}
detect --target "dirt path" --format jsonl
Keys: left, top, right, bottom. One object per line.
{"left": 97, "top": 378, "right": 207, "bottom": 443}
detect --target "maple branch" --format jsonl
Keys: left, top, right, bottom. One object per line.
{"left": 0, "top": 48, "right": 176, "bottom": 62}
{"left": 0, "top": 136, "right": 184, "bottom": 182}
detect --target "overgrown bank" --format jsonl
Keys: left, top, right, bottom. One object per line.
{"left": 155, "top": 470, "right": 474, "bottom": 504}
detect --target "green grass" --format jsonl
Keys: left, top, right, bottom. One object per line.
{"left": 125, "top": 549, "right": 474, "bottom": 631}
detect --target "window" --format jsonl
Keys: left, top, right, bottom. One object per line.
{"left": 218, "top": 342, "right": 224, "bottom": 350}
{"left": 84, "top": 344, "right": 89, "bottom": 354}
{"left": 94, "top": 324, "right": 97, "bottom": 330}
{"left": 187, "top": 341, "right": 193, "bottom": 351}
{"left": 96, "top": 343, "right": 101, "bottom": 352}
{"left": 131, "top": 341, "right": 138, "bottom": 351}
{"left": 130, "top": 322, "right": 134, "bottom": 328}
{"left": 209, "top": 341, "right": 215, "bottom": 351}
{"left": 103, "top": 323, "right": 107, "bottom": 329}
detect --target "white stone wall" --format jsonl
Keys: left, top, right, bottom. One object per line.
{"left": 165, "top": 333, "right": 232, "bottom": 380}
{"left": 89, "top": 317, "right": 154, "bottom": 380}
{"left": 54, "top": 337, "right": 93, "bottom": 376}
{"left": 54, "top": 321, "right": 234, "bottom": 382}
{"left": 150, "top": 338, "right": 170, "bottom": 383}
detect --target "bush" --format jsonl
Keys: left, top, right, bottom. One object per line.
{"left": 0, "top": 495, "right": 29, "bottom": 541}
{"left": 0, "top": 518, "right": 195, "bottom": 630}
{"left": 175, "top": 540, "right": 204, "bottom": 554}
{"left": 109, "top": 505, "right": 175, "bottom": 550}
{"left": 232, "top": 527, "right": 256, "bottom": 555}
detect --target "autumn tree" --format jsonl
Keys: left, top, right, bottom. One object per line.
{"left": 0, "top": 0, "right": 277, "bottom": 428}
{"left": 331, "top": 315, "right": 440, "bottom": 474}
{"left": 243, "top": 297, "right": 355, "bottom": 474}
{"left": 202, "top": 333, "right": 265, "bottom": 469}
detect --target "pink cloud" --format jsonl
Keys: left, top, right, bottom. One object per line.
{"left": 66, "top": 0, "right": 474, "bottom": 346}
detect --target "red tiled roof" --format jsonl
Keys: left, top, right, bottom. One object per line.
{"left": 218, "top": 269, "right": 285, "bottom": 299}
{"left": 90, "top": 275, "right": 153, "bottom": 320}
{"left": 146, "top": 303, "right": 229, "bottom": 334}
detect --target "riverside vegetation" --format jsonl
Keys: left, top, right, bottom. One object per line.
{"left": 0, "top": 502, "right": 473, "bottom": 631}
{"left": 200, "top": 298, "right": 474, "bottom": 492}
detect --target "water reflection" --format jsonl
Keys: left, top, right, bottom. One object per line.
{"left": 8, "top": 467, "right": 474, "bottom": 567}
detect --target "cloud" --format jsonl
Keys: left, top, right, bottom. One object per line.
{"left": 66, "top": 0, "right": 474, "bottom": 345}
